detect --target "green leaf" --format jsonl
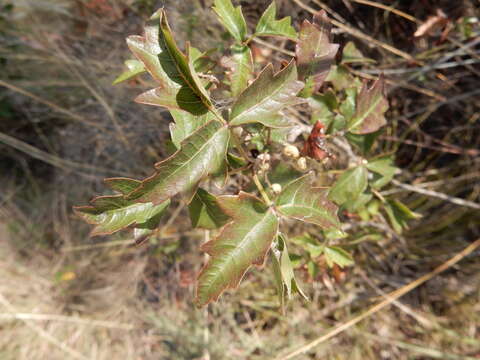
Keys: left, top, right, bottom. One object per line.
{"left": 324, "top": 246, "right": 354, "bottom": 268}
{"left": 128, "top": 9, "right": 213, "bottom": 115}
{"left": 296, "top": 10, "right": 339, "bottom": 93}
{"left": 290, "top": 234, "right": 324, "bottom": 258}
{"left": 326, "top": 65, "right": 359, "bottom": 91}
{"left": 113, "top": 59, "right": 146, "bottom": 85}
{"left": 343, "top": 189, "right": 372, "bottom": 212}
{"left": 384, "top": 199, "right": 421, "bottom": 233}
{"left": 104, "top": 178, "right": 142, "bottom": 195}
{"left": 255, "top": 2, "right": 297, "bottom": 40}
{"left": 189, "top": 188, "right": 231, "bottom": 229}
{"left": 341, "top": 41, "right": 375, "bottom": 64}
{"left": 271, "top": 234, "right": 308, "bottom": 312}
{"left": 345, "top": 130, "right": 381, "bottom": 155}
{"left": 196, "top": 193, "right": 279, "bottom": 306}
{"left": 169, "top": 110, "right": 216, "bottom": 149}
{"left": 213, "top": 0, "right": 248, "bottom": 42}
{"left": 276, "top": 172, "right": 340, "bottom": 229}
{"left": 126, "top": 120, "right": 229, "bottom": 204}
{"left": 74, "top": 197, "right": 169, "bottom": 237}
{"left": 328, "top": 165, "right": 368, "bottom": 205}
{"left": 222, "top": 44, "right": 253, "bottom": 97}
{"left": 366, "top": 156, "right": 397, "bottom": 189}
{"left": 229, "top": 61, "right": 305, "bottom": 127}
{"left": 348, "top": 75, "right": 389, "bottom": 134}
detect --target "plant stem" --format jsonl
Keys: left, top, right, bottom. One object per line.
{"left": 230, "top": 129, "right": 272, "bottom": 205}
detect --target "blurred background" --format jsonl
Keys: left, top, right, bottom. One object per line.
{"left": 0, "top": 0, "right": 479, "bottom": 359}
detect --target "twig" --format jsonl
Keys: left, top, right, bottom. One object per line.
{"left": 391, "top": 179, "right": 480, "bottom": 210}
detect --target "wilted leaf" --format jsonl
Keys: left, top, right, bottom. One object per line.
{"left": 255, "top": 2, "right": 297, "bottom": 40}
{"left": 113, "top": 59, "right": 146, "bottom": 85}
{"left": 196, "top": 193, "right": 279, "bottom": 306}
{"left": 276, "top": 172, "right": 340, "bottom": 229}
{"left": 341, "top": 41, "right": 375, "bottom": 64}
{"left": 384, "top": 199, "right": 421, "bottom": 233}
{"left": 348, "top": 75, "right": 388, "bottom": 134}
{"left": 366, "top": 156, "right": 397, "bottom": 189}
{"left": 213, "top": 0, "right": 248, "bottom": 42}
{"left": 222, "top": 44, "right": 253, "bottom": 97}
{"left": 296, "top": 10, "right": 339, "bottom": 93}
{"left": 324, "top": 246, "right": 354, "bottom": 268}
{"left": 126, "top": 121, "right": 229, "bottom": 204}
{"left": 169, "top": 110, "right": 216, "bottom": 149}
{"left": 271, "top": 234, "right": 308, "bottom": 312}
{"left": 74, "top": 196, "right": 170, "bottom": 236}
{"left": 189, "top": 188, "right": 231, "bottom": 229}
{"left": 128, "top": 9, "right": 213, "bottom": 115}
{"left": 229, "top": 61, "right": 305, "bottom": 127}
{"left": 328, "top": 165, "right": 368, "bottom": 205}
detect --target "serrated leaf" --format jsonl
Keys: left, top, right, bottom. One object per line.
{"left": 276, "top": 173, "right": 340, "bottom": 229}
{"left": 189, "top": 188, "right": 231, "bottom": 229}
{"left": 384, "top": 199, "right": 421, "bottom": 233}
{"left": 169, "top": 110, "right": 216, "bottom": 149}
{"left": 104, "top": 177, "right": 142, "bottom": 195}
{"left": 271, "top": 234, "right": 308, "bottom": 312}
{"left": 126, "top": 121, "right": 229, "bottom": 204}
{"left": 230, "top": 61, "right": 305, "bottom": 127}
{"left": 113, "top": 59, "right": 146, "bottom": 85}
{"left": 328, "top": 165, "right": 368, "bottom": 205}
{"left": 213, "top": 0, "right": 248, "bottom": 42}
{"left": 255, "top": 2, "right": 297, "bottom": 40}
{"left": 348, "top": 75, "right": 388, "bottom": 134}
{"left": 366, "top": 156, "right": 397, "bottom": 189}
{"left": 128, "top": 9, "right": 213, "bottom": 115}
{"left": 196, "top": 193, "right": 279, "bottom": 306}
{"left": 222, "top": 44, "right": 253, "bottom": 97}
{"left": 324, "top": 246, "right": 354, "bottom": 268}
{"left": 74, "top": 197, "right": 169, "bottom": 237}
{"left": 296, "top": 10, "right": 339, "bottom": 93}
{"left": 341, "top": 41, "right": 375, "bottom": 64}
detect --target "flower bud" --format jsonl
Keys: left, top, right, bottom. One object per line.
{"left": 283, "top": 144, "right": 300, "bottom": 158}
{"left": 271, "top": 183, "right": 282, "bottom": 194}
{"left": 297, "top": 157, "right": 307, "bottom": 170}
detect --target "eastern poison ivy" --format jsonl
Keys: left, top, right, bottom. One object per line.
{"left": 75, "top": 1, "right": 409, "bottom": 310}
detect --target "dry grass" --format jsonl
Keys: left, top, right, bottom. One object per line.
{"left": 1, "top": 0, "right": 479, "bottom": 359}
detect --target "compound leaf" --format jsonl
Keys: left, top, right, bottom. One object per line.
{"left": 189, "top": 188, "right": 231, "bottom": 229}
{"left": 196, "top": 193, "right": 279, "bottom": 306}
{"left": 276, "top": 172, "right": 340, "bottom": 229}
{"left": 213, "top": 0, "right": 248, "bottom": 42}
{"left": 126, "top": 120, "right": 229, "bottom": 204}
{"left": 113, "top": 59, "right": 146, "bottom": 85}
{"left": 128, "top": 9, "right": 213, "bottom": 115}
{"left": 348, "top": 75, "right": 388, "bottom": 134}
{"left": 328, "top": 165, "right": 368, "bottom": 205}
{"left": 230, "top": 61, "right": 304, "bottom": 127}
{"left": 255, "top": 2, "right": 297, "bottom": 40}
{"left": 296, "top": 10, "right": 339, "bottom": 93}
{"left": 74, "top": 196, "right": 170, "bottom": 237}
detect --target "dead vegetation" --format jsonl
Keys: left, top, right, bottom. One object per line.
{"left": 0, "top": 0, "right": 479, "bottom": 359}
